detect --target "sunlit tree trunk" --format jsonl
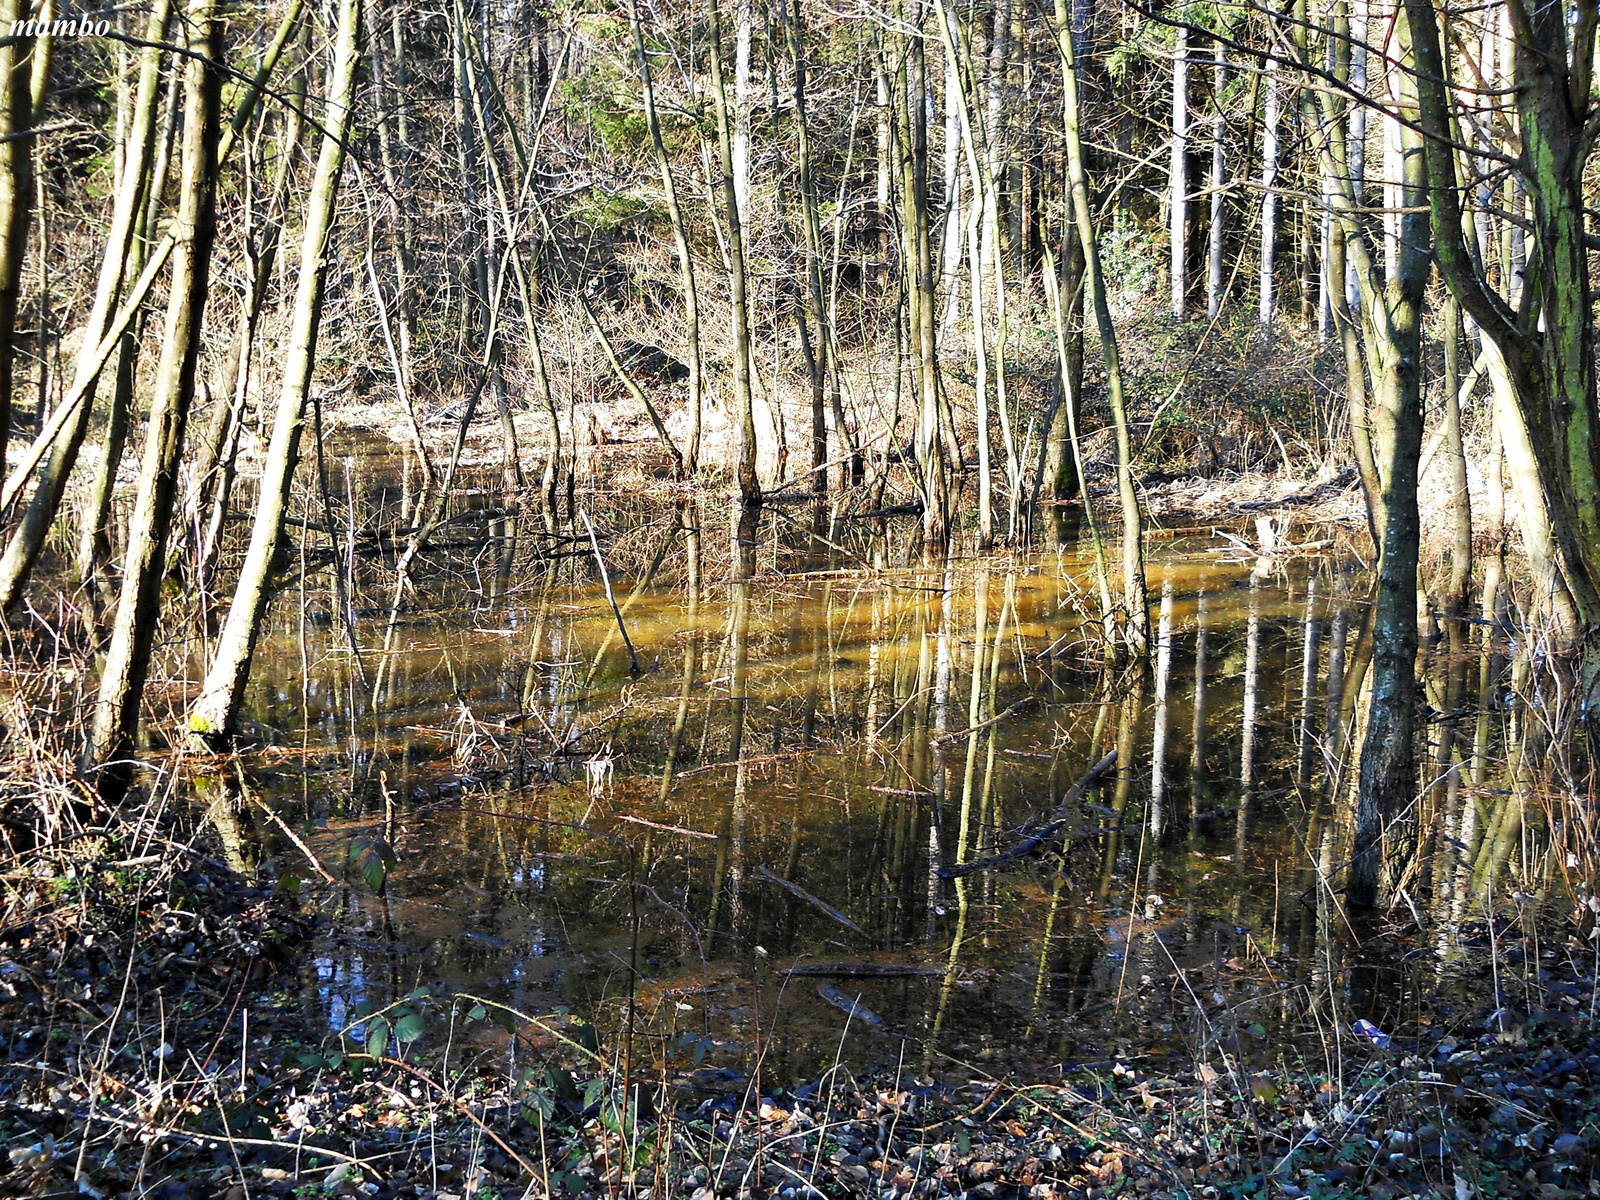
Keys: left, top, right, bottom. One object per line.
{"left": 188, "top": 0, "right": 363, "bottom": 745}
{"left": 84, "top": 0, "right": 225, "bottom": 781}
{"left": 898, "top": 7, "right": 946, "bottom": 552}
{"left": 1041, "top": 220, "right": 1084, "bottom": 512}
{"left": 706, "top": 0, "right": 760, "bottom": 508}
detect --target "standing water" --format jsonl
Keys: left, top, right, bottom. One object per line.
{"left": 189, "top": 475, "right": 1540, "bottom": 1091}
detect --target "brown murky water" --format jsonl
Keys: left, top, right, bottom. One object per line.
{"left": 192, "top": 456, "right": 1535, "bottom": 1087}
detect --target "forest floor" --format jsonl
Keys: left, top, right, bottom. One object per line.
{"left": 4, "top": 779, "right": 1598, "bottom": 1200}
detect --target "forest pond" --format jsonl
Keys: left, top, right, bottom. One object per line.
{"left": 193, "top": 476, "right": 1521, "bottom": 1092}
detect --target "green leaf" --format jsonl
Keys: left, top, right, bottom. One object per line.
{"left": 366, "top": 1016, "right": 390, "bottom": 1059}
{"left": 491, "top": 1007, "right": 517, "bottom": 1035}
{"left": 546, "top": 1066, "right": 581, "bottom": 1106}
{"left": 582, "top": 1077, "right": 605, "bottom": 1110}
{"left": 297, "top": 1052, "right": 328, "bottom": 1069}
{"left": 576, "top": 1021, "right": 600, "bottom": 1056}
{"left": 393, "top": 1010, "right": 426, "bottom": 1045}
{"left": 349, "top": 836, "right": 397, "bottom": 893}
{"left": 467, "top": 1003, "right": 487, "bottom": 1022}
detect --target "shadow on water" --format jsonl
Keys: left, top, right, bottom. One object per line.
{"left": 187, "top": 451, "right": 1563, "bottom": 1088}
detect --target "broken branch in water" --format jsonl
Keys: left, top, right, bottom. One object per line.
{"left": 930, "top": 698, "right": 1034, "bottom": 746}
{"left": 755, "top": 864, "right": 868, "bottom": 939}
{"left": 936, "top": 750, "right": 1119, "bottom": 879}
{"left": 234, "top": 765, "right": 337, "bottom": 884}
{"left": 615, "top": 814, "right": 718, "bottom": 840}
{"left": 580, "top": 507, "right": 641, "bottom": 675}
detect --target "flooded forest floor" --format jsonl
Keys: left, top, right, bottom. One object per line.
{"left": 3, "top": 453, "right": 1599, "bottom": 1200}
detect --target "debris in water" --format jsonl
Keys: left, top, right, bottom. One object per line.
{"left": 816, "top": 984, "right": 882, "bottom": 1027}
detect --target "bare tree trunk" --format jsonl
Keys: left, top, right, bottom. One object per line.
{"left": 1205, "top": 38, "right": 1227, "bottom": 321}
{"left": 76, "top": 67, "right": 180, "bottom": 598}
{"left": 1042, "top": 220, "right": 1083, "bottom": 507}
{"left": 1301, "top": 4, "right": 1429, "bottom": 908}
{"left": 707, "top": 0, "right": 760, "bottom": 508}
{"left": 188, "top": 0, "right": 363, "bottom": 745}
{"left": 903, "top": 8, "right": 947, "bottom": 552}
{"left": 1051, "top": 0, "right": 1147, "bottom": 651}
{"left": 0, "top": 0, "right": 38, "bottom": 474}
{"left": 780, "top": 0, "right": 836, "bottom": 499}
{"left": 0, "top": 0, "right": 170, "bottom": 615}
{"left": 371, "top": 0, "right": 422, "bottom": 476}
{"left": 1258, "top": 44, "right": 1280, "bottom": 326}
{"left": 84, "top": 0, "right": 225, "bottom": 781}
{"left": 631, "top": 0, "right": 702, "bottom": 475}
{"left": 1043, "top": 235, "right": 1112, "bottom": 635}
{"left": 733, "top": 0, "right": 752, "bottom": 240}
{"left": 195, "top": 74, "right": 306, "bottom": 593}
{"left": 1169, "top": 23, "right": 1188, "bottom": 319}
{"left": 1441, "top": 295, "right": 1472, "bottom": 615}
